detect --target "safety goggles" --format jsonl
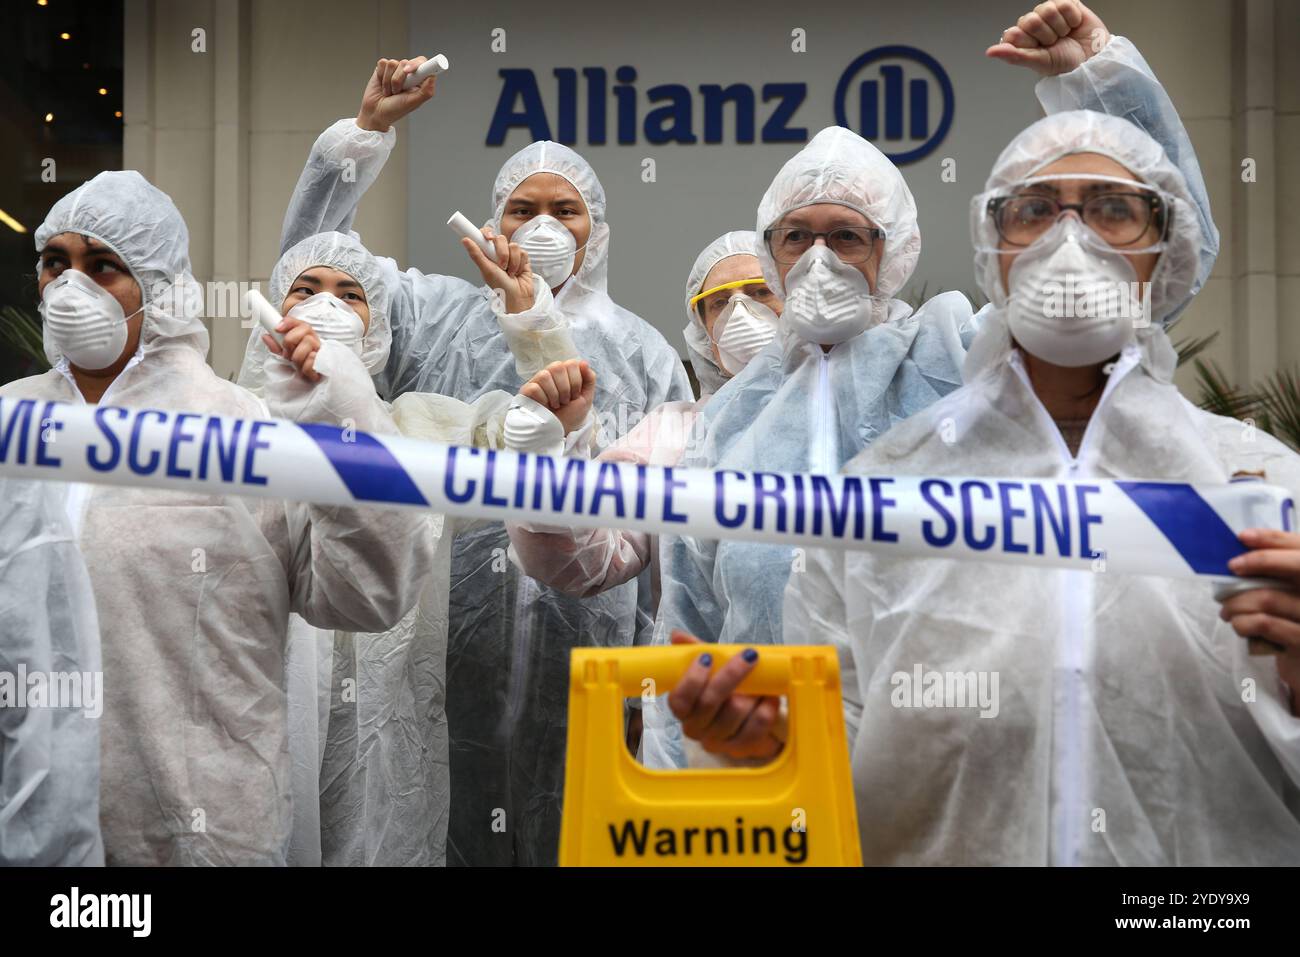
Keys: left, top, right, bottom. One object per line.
{"left": 688, "top": 276, "right": 769, "bottom": 309}
{"left": 978, "top": 174, "right": 1172, "bottom": 252}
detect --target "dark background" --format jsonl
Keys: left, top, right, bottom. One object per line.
{"left": 0, "top": 0, "right": 123, "bottom": 383}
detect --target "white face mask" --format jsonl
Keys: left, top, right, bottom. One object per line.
{"left": 512, "top": 214, "right": 581, "bottom": 290}
{"left": 782, "top": 245, "right": 883, "bottom": 345}
{"left": 40, "top": 268, "right": 141, "bottom": 370}
{"left": 286, "top": 291, "right": 365, "bottom": 355}
{"left": 713, "top": 295, "right": 779, "bottom": 375}
{"left": 1005, "top": 217, "right": 1146, "bottom": 368}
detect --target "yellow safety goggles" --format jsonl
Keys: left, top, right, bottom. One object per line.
{"left": 688, "top": 277, "right": 767, "bottom": 308}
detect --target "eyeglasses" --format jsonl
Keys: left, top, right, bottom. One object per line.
{"left": 987, "top": 188, "right": 1167, "bottom": 248}
{"left": 688, "top": 277, "right": 775, "bottom": 318}
{"left": 763, "top": 226, "right": 885, "bottom": 264}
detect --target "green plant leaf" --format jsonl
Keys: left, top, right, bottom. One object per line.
{"left": 1253, "top": 368, "right": 1300, "bottom": 451}
{"left": 1193, "top": 358, "right": 1257, "bottom": 420}
{"left": 1172, "top": 331, "right": 1219, "bottom": 368}
{"left": 0, "top": 305, "right": 50, "bottom": 373}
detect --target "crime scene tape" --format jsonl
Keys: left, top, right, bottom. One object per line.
{"left": 0, "top": 397, "right": 1293, "bottom": 584}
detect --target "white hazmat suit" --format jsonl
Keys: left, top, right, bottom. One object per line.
{"left": 655, "top": 127, "right": 975, "bottom": 652}
{"left": 2, "top": 172, "right": 433, "bottom": 865}
{"left": 652, "top": 36, "right": 1208, "bottom": 771}
{"left": 238, "top": 230, "right": 550, "bottom": 866}
{"left": 281, "top": 124, "right": 691, "bottom": 864}
{"left": 785, "top": 62, "right": 1299, "bottom": 864}
{"left": 0, "top": 478, "right": 103, "bottom": 866}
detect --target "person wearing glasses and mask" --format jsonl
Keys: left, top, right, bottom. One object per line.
{"left": 676, "top": 105, "right": 1300, "bottom": 864}
{"left": 656, "top": 0, "right": 1165, "bottom": 655}
{"left": 652, "top": 126, "right": 977, "bottom": 658}
{"left": 648, "top": 2, "right": 1222, "bottom": 768}
{"left": 665, "top": 17, "right": 1300, "bottom": 866}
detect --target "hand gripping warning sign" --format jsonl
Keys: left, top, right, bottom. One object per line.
{"left": 559, "top": 645, "right": 862, "bottom": 866}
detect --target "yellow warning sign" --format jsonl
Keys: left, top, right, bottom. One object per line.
{"left": 559, "top": 644, "right": 862, "bottom": 866}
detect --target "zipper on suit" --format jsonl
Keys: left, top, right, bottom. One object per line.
{"left": 1008, "top": 348, "right": 1137, "bottom": 865}
{"left": 812, "top": 352, "right": 837, "bottom": 473}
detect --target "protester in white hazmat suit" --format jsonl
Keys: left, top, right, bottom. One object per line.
{"left": 636, "top": 126, "right": 975, "bottom": 772}
{"left": 780, "top": 108, "right": 1300, "bottom": 866}
{"left": 654, "top": 3, "right": 1195, "bottom": 659}
{"left": 654, "top": 6, "right": 1220, "bottom": 763}
{"left": 0, "top": 478, "right": 103, "bottom": 866}
{"left": 652, "top": 125, "right": 976, "bottom": 654}
{"left": 0, "top": 171, "right": 433, "bottom": 865}
{"left": 682, "top": 233, "right": 784, "bottom": 400}
{"left": 673, "top": 30, "right": 1300, "bottom": 865}
{"left": 280, "top": 58, "right": 691, "bottom": 865}
{"left": 237, "top": 230, "right": 595, "bottom": 866}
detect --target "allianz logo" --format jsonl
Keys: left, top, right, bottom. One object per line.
{"left": 486, "top": 45, "right": 954, "bottom": 163}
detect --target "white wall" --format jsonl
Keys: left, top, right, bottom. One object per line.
{"left": 124, "top": 0, "right": 410, "bottom": 379}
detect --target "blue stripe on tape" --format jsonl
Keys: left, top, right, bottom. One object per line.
{"left": 299, "top": 424, "right": 428, "bottom": 507}
{"left": 1116, "top": 481, "right": 1245, "bottom": 575}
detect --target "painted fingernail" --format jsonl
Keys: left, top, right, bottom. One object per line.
{"left": 698, "top": 653, "right": 712, "bottom": 667}
{"left": 742, "top": 648, "right": 758, "bottom": 664}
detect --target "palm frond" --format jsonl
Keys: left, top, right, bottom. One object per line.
{"left": 0, "top": 305, "right": 50, "bottom": 373}
{"left": 1253, "top": 368, "right": 1300, "bottom": 451}
{"left": 1193, "top": 358, "right": 1258, "bottom": 420}
{"left": 1171, "top": 331, "right": 1219, "bottom": 368}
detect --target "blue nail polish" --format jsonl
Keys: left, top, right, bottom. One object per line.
{"left": 699, "top": 653, "right": 712, "bottom": 667}
{"left": 742, "top": 648, "right": 758, "bottom": 663}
